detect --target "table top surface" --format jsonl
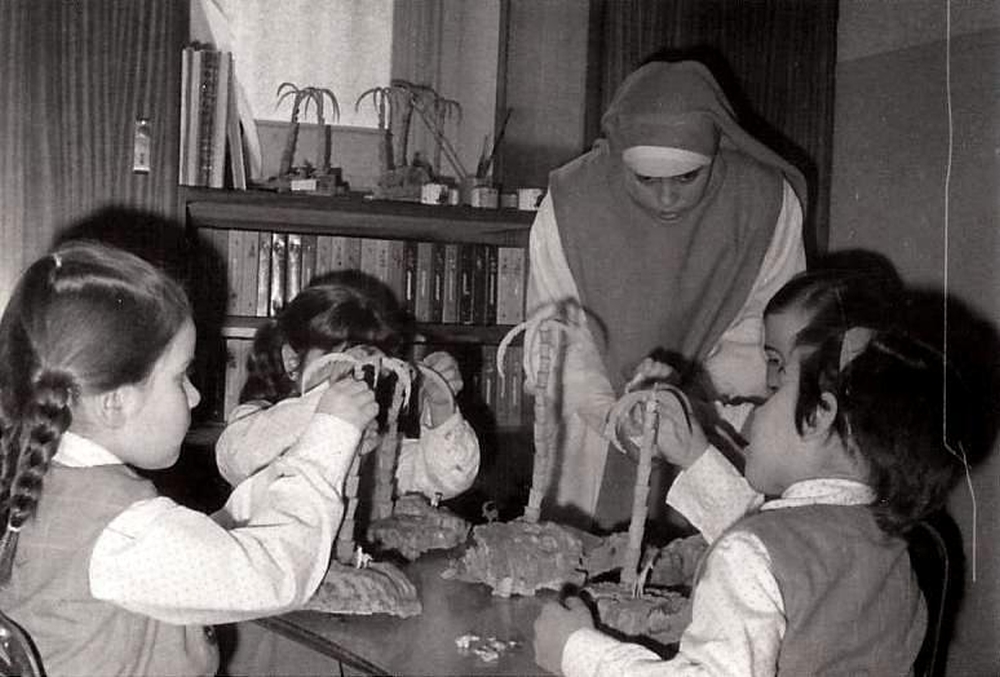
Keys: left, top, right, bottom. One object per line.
{"left": 258, "top": 550, "right": 555, "bottom": 676}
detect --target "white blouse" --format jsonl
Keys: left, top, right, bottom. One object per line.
{"left": 54, "top": 418, "right": 360, "bottom": 626}
{"left": 525, "top": 181, "right": 806, "bottom": 517}
{"left": 561, "top": 448, "right": 876, "bottom": 677}
{"left": 215, "top": 379, "right": 480, "bottom": 500}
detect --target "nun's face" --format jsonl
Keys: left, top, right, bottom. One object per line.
{"left": 623, "top": 163, "right": 712, "bottom": 222}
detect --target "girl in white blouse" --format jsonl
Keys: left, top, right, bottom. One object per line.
{"left": 0, "top": 241, "right": 375, "bottom": 676}
{"left": 215, "top": 271, "right": 480, "bottom": 503}
{"left": 533, "top": 266, "right": 970, "bottom": 676}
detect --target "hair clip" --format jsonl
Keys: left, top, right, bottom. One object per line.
{"left": 839, "top": 326, "right": 874, "bottom": 370}
{"left": 51, "top": 253, "right": 62, "bottom": 270}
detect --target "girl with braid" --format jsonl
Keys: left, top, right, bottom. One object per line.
{"left": 0, "top": 241, "right": 376, "bottom": 676}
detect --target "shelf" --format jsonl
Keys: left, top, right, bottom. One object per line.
{"left": 184, "top": 187, "right": 533, "bottom": 246}
{"left": 219, "top": 316, "right": 523, "bottom": 345}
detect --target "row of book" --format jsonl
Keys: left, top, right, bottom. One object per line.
{"left": 179, "top": 45, "right": 247, "bottom": 189}
{"left": 219, "top": 339, "right": 528, "bottom": 429}
{"left": 203, "top": 229, "right": 527, "bottom": 326}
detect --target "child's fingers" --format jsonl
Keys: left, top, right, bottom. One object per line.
{"left": 627, "top": 357, "right": 676, "bottom": 391}
{"left": 421, "top": 352, "right": 464, "bottom": 397}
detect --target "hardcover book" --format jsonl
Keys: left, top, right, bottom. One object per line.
{"left": 442, "top": 243, "right": 460, "bottom": 324}
{"left": 255, "top": 231, "right": 272, "bottom": 317}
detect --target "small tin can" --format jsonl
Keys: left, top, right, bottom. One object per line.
{"left": 500, "top": 192, "right": 518, "bottom": 209}
{"left": 517, "top": 187, "right": 545, "bottom": 211}
{"left": 470, "top": 186, "right": 499, "bottom": 209}
{"left": 421, "top": 183, "right": 448, "bottom": 205}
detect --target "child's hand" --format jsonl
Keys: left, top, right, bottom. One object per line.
{"left": 653, "top": 397, "right": 709, "bottom": 469}
{"left": 613, "top": 393, "right": 708, "bottom": 470}
{"left": 316, "top": 375, "right": 378, "bottom": 432}
{"left": 625, "top": 356, "right": 676, "bottom": 392}
{"left": 419, "top": 351, "right": 462, "bottom": 427}
{"left": 533, "top": 596, "right": 594, "bottom": 676}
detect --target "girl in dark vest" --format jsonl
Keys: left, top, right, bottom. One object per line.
{"left": 0, "top": 241, "right": 376, "bottom": 676}
{"left": 534, "top": 270, "right": 970, "bottom": 675}
{"left": 526, "top": 59, "right": 808, "bottom": 531}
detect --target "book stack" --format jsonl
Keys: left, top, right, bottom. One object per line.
{"left": 203, "top": 228, "right": 527, "bottom": 324}
{"left": 179, "top": 45, "right": 247, "bottom": 189}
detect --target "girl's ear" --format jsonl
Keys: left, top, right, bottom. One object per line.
{"left": 802, "top": 391, "right": 839, "bottom": 440}
{"left": 281, "top": 344, "right": 300, "bottom": 380}
{"left": 85, "top": 386, "right": 135, "bottom": 429}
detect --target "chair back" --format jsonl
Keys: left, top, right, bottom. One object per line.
{"left": 907, "top": 515, "right": 962, "bottom": 677}
{"left": 0, "top": 609, "right": 44, "bottom": 677}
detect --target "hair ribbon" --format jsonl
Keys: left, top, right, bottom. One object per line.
{"left": 839, "top": 326, "right": 874, "bottom": 370}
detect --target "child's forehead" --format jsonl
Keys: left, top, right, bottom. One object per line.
{"left": 765, "top": 307, "right": 811, "bottom": 344}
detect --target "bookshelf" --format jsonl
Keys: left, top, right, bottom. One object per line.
{"left": 182, "top": 187, "right": 535, "bottom": 516}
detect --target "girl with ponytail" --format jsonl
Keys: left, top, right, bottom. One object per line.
{"left": 0, "top": 241, "right": 376, "bottom": 676}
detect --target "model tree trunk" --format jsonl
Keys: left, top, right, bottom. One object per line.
{"left": 620, "top": 394, "right": 657, "bottom": 591}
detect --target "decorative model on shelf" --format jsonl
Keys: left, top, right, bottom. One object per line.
{"left": 260, "top": 82, "right": 349, "bottom": 195}
{"left": 356, "top": 79, "right": 465, "bottom": 202}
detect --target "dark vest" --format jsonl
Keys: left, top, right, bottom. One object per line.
{"left": 0, "top": 464, "right": 219, "bottom": 677}
{"left": 706, "top": 504, "right": 926, "bottom": 675}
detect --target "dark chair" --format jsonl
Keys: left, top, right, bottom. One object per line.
{"left": 0, "top": 609, "right": 44, "bottom": 677}
{"left": 907, "top": 515, "right": 962, "bottom": 677}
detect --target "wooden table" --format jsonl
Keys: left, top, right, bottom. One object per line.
{"left": 256, "top": 551, "right": 554, "bottom": 676}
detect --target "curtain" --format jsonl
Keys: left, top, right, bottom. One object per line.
{"left": 0, "top": 0, "right": 187, "bottom": 308}
{"left": 593, "top": 0, "right": 839, "bottom": 257}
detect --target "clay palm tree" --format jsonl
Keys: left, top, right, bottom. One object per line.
{"left": 604, "top": 385, "right": 693, "bottom": 594}
{"left": 497, "top": 301, "right": 586, "bottom": 523}
{"left": 355, "top": 85, "right": 395, "bottom": 172}
{"left": 276, "top": 83, "right": 340, "bottom": 176}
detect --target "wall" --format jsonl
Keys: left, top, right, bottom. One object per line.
{"left": 830, "top": 2, "right": 999, "bottom": 673}
{"left": 499, "top": 0, "right": 592, "bottom": 191}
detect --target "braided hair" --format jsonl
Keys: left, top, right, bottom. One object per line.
{"left": 0, "top": 241, "right": 190, "bottom": 582}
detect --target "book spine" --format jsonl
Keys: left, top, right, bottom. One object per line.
{"left": 442, "top": 243, "right": 459, "bottom": 324}
{"left": 343, "top": 237, "right": 362, "bottom": 270}
{"left": 484, "top": 245, "right": 498, "bottom": 325}
{"left": 237, "top": 230, "right": 259, "bottom": 316}
{"left": 471, "top": 244, "right": 488, "bottom": 325}
{"left": 316, "top": 235, "right": 334, "bottom": 277}
{"left": 496, "top": 247, "right": 512, "bottom": 325}
{"left": 402, "top": 240, "right": 419, "bottom": 318}
{"left": 457, "top": 244, "right": 476, "bottom": 325}
{"left": 430, "top": 242, "right": 446, "bottom": 323}
{"left": 255, "top": 231, "right": 272, "bottom": 317}
{"left": 509, "top": 344, "right": 523, "bottom": 426}
{"left": 300, "top": 234, "right": 317, "bottom": 288}
{"left": 178, "top": 47, "right": 191, "bottom": 185}
{"left": 210, "top": 51, "right": 231, "bottom": 189}
{"left": 223, "top": 229, "right": 243, "bottom": 316}
{"left": 480, "top": 345, "right": 498, "bottom": 414}
{"left": 415, "top": 241, "right": 433, "bottom": 322}
{"left": 269, "top": 232, "right": 287, "bottom": 316}
{"left": 286, "top": 233, "right": 302, "bottom": 303}
{"left": 197, "top": 50, "right": 219, "bottom": 187}
{"left": 185, "top": 48, "right": 203, "bottom": 186}
{"left": 508, "top": 247, "right": 526, "bottom": 323}
{"left": 387, "top": 240, "right": 406, "bottom": 304}
{"left": 332, "top": 235, "right": 352, "bottom": 272}
{"left": 224, "top": 51, "right": 246, "bottom": 190}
